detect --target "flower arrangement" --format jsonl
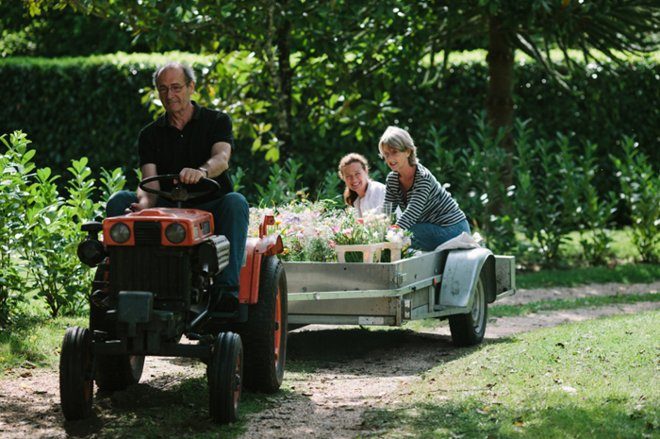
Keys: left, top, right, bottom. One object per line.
{"left": 249, "top": 201, "right": 413, "bottom": 262}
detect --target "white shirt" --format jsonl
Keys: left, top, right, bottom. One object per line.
{"left": 354, "top": 180, "right": 386, "bottom": 217}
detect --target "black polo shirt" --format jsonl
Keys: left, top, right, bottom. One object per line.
{"left": 138, "top": 101, "right": 234, "bottom": 202}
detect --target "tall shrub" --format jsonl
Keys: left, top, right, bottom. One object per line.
{"left": 421, "top": 116, "right": 515, "bottom": 254}
{"left": 611, "top": 137, "right": 659, "bottom": 263}
{"left": 0, "top": 132, "right": 32, "bottom": 326}
{"left": 20, "top": 164, "right": 85, "bottom": 317}
{"left": 255, "top": 159, "right": 308, "bottom": 207}
{"left": 2, "top": 131, "right": 126, "bottom": 320}
{"left": 578, "top": 141, "right": 617, "bottom": 265}
{"left": 514, "top": 125, "right": 584, "bottom": 266}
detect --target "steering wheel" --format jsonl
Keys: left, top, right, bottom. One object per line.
{"left": 139, "top": 174, "right": 220, "bottom": 206}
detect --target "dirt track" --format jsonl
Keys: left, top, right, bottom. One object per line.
{"left": 0, "top": 282, "right": 657, "bottom": 439}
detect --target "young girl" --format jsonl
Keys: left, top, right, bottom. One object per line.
{"left": 337, "top": 153, "right": 386, "bottom": 217}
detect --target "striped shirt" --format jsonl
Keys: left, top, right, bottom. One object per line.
{"left": 384, "top": 163, "right": 466, "bottom": 230}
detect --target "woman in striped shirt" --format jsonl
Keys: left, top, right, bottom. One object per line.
{"left": 379, "top": 126, "right": 471, "bottom": 251}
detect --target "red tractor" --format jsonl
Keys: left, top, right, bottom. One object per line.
{"left": 60, "top": 175, "right": 287, "bottom": 424}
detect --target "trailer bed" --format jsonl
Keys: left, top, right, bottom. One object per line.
{"left": 284, "top": 249, "right": 515, "bottom": 326}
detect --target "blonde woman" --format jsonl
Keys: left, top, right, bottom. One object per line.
{"left": 337, "top": 153, "right": 386, "bottom": 217}
{"left": 379, "top": 126, "right": 470, "bottom": 251}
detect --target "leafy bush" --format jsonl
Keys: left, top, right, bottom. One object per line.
{"left": 254, "top": 159, "right": 308, "bottom": 207}
{"left": 611, "top": 138, "right": 659, "bottom": 263}
{"left": 421, "top": 115, "right": 516, "bottom": 254}
{"left": 577, "top": 141, "right": 617, "bottom": 265}
{"left": 509, "top": 136, "right": 618, "bottom": 267}
{"left": 1, "top": 131, "right": 124, "bottom": 323}
{"left": 0, "top": 132, "right": 32, "bottom": 326}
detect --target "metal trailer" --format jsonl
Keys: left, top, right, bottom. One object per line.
{"left": 283, "top": 247, "right": 516, "bottom": 346}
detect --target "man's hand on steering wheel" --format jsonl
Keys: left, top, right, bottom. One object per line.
{"left": 138, "top": 174, "right": 220, "bottom": 205}
{"left": 178, "top": 167, "right": 207, "bottom": 185}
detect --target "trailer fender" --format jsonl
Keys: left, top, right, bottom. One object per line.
{"left": 439, "top": 248, "right": 496, "bottom": 308}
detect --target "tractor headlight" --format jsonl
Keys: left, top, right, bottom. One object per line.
{"left": 110, "top": 222, "right": 131, "bottom": 243}
{"left": 165, "top": 223, "right": 186, "bottom": 244}
{"left": 77, "top": 239, "right": 106, "bottom": 267}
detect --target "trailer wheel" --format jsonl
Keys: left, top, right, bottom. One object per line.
{"left": 448, "top": 275, "right": 488, "bottom": 347}
{"left": 208, "top": 332, "right": 243, "bottom": 424}
{"left": 237, "top": 256, "right": 287, "bottom": 393}
{"left": 60, "top": 326, "right": 94, "bottom": 420}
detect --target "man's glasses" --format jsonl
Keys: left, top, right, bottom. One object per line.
{"left": 157, "top": 83, "right": 187, "bottom": 94}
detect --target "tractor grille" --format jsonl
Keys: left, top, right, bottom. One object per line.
{"left": 109, "top": 246, "right": 191, "bottom": 309}
{"left": 134, "top": 221, "right": 161, "bottom": 246}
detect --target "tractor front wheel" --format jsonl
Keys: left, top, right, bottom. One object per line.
{"left": 59, "top": 326, "right": 94, "bottom": 420}
{"left": 208, "top": 332, "right": 243, "bottom": 424}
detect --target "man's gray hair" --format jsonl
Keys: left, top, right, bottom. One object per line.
{"left": 378, "top": 126, "right": 418, "bottom": 166}
{"left": 153, "top": 61, "right": 196, "bottom": 86}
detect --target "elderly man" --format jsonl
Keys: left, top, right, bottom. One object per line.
{"left": 107, "top": 61, "right": 248, "bottom": 310}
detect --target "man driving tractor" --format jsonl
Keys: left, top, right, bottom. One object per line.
{"left": 106, "top": 61, "right": 248, "bottom": 312}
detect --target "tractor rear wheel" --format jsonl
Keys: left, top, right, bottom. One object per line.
{"left": 89, "top": 264, "right": 145, "bottom": 392}
{"left": 60, "top": 326, "right": 94, "bottom": 420}
{"left": 208, "top": 332, "right": 243, "bottom": 424}
{"left": 95, "top": 355, "right": 145, "bottom": 392}
{"left": 237, "top": 256, "right": 287, "bottom": 392}
{"left": 448, "top": 274, "right": 488, "bottom": 347}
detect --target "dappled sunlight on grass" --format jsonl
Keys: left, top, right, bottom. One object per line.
{"left": 362, "top": 398, "right": 656, "bottom": 438}
{"left": 360, "top": 310, "right": 659, "bottom": 438}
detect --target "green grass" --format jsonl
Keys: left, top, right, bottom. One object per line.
{"left": 0, "top": 315, "right": 86, "bottom": 374}
{"left": 491, "top": 292, "right": 659, "bottom": 318}
{"left": 361, "top": 310, "right": 660, "bottom": 438}
{"left": 518, "top": 263, "right": 660, "bottom": 289}
{"left": 558, "top": 228, "right": 641, "bottom": 263}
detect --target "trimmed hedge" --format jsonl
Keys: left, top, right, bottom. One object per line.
{"left": 1, "top": 51, "right": 657, "bottom": 201}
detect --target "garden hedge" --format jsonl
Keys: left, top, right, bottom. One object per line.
{"left": 1, "top": 51, "right": 657, "bottom": 201}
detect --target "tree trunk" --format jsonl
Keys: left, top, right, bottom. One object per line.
{"left": 486, "top": 15, "right": 514, "bottom": 187}
{"left": 265, "top": 1, "right": 292, "bottom": 161}
{"left": 275, "top": 4, "right": 292, "bottom": 158}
